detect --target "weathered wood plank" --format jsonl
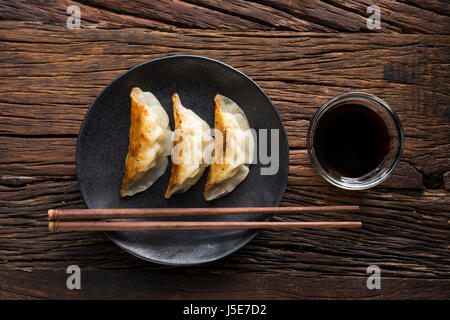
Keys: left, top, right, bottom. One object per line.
{"left": 0, "top": 23, "right": 448, "bottom": 277}
{"left": 0, "top": 0, "right": 448, "bottom": 33}
{"left": 251, "top": 0, "right": 450, "bottom": 33}
{"left": 0, "top": 137, "right": 76, "bottom": 176}
{"left": 0, "top": 270, "right": 449, "bottom": 299}
{"left": 0, "top": 14, "right": 448, "bottom": 300}
{"left": 0, "top": 143, "right": 447, "bottom": 277}
{"left": 0, "top": 23, "right": 448, "bottom": 185}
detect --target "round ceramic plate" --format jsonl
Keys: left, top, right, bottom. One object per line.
{"left": 76, "top": 55, "right": 289, "bottom": 265}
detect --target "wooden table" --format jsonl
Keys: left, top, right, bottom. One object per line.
{"left": 0, "top": 1, "right": 449, "bottom": 299}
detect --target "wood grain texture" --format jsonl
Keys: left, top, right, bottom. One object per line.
{"left": 0, "top": 23, "right": 447, "bottom": 184}
{"left": 0, "top": 270, "right": 449, "bottom": 299}
{"left": 0, "top": 0, "right": 449, "bottom": 33}
{"left": 0, "top": 0, "right": 449, "bottom": 299}
{"left": 0, "top": 22, "right": 448, "bottom": 282}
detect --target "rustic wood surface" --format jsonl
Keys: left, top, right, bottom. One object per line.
{"left": 0, "top": 0, "right": 449, "bottom": 299}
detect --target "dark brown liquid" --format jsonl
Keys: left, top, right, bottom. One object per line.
{"left": 314, "top": 104, "right": 390, "bottom": 178}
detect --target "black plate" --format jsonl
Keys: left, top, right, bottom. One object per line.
{"left": 76, "top": 55, "right": 289, "bottom": 265}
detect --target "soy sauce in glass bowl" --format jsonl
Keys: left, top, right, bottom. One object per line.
{"left": 307, "top": 92, "right": 404, "bottom": 190}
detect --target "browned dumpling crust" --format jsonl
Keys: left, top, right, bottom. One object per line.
{"left": 120, "top": 88, "right": 172, "bottom": 198}
{"left": 165, "top": 93, "right": 214, "bottom": 199}
{"left": 204, "top": 94, "right": 254, "bottom": 201}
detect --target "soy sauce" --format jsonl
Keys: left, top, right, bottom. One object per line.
{"left": 313, "top": 104, "right": 390, "bottom": 178}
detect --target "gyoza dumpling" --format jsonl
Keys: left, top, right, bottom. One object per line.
{"left": 204, "top": 94, "right": 254, "bottom": 201}
{"left": 120, "top": 87, "right": 173, "bottom": 197}
{"left": 165, "top": 93, "right": 214, "bottom": 199}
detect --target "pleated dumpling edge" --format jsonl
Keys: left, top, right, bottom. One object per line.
{"left": 119, "top": 88, "right": 173, "bottom": 198}
{"left": 204, "top": 94, "right": 255, "bottom": 201}
{"left": 165, "top": 93, "right": 214, "bottom": 199}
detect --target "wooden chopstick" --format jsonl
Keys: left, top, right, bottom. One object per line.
{"left": 48, "top": 206, "right": 361, "bottom": 231}
{"left": 48, "top": 206, "right": 360, "bottom": 221}
{"left": 49, "top": 220, "right": 362, "bottom": 231}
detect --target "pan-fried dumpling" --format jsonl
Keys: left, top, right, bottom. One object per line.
{"left": 165, "top": 93, "right": 214, "bottom": 199}
{"left": 204, "top": 94, "right": 254, "bottom": 201}
{"left": 120, "top": 87, "right": 173, "bottom": 197}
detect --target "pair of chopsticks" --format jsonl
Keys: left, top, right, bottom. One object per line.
{"left": 48, "top": 206, "right": 361, "bottom": 231}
